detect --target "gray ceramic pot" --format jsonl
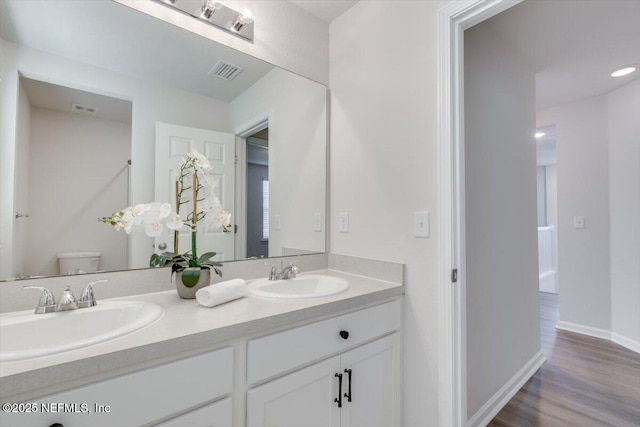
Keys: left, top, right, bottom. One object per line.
{"left": 174, "top": 268, "right": 211, "bottom": 299}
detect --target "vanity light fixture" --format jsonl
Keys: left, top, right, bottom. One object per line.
{"left": 610, "top": 66, "right": 637, "bottom": 78}
{"left": 231, "top": 7, "right": 255, "bottom": 32}
{"left": 535, "top": 132, "right": 545, "bottom": 138}
{"left": 152, "top": 0, "right": 255, "bottom": 42}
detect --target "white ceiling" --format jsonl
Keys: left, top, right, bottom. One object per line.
{"left": 482, "top": 0, "right": 640, "bottom": 109}
{"left": 21, "top": 77, "right": 133, "bottom": 124}
{"left": 289, "top": 0, "right": 359, "bottom": 23}
{"left": 0, "top": 0, "right": 274, "bottom": 102}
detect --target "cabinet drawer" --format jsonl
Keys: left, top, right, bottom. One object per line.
{"left": 247, "top": 300, "right": 400, "bottom": 384}
{"left": 3, "top": 347, "right": 233, "bottom": 427}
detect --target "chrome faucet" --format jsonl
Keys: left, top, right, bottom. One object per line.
{"left": 56, "top": 286, "right": 78, "bottom": 311}
{"left": 21, "top": 286, "right": 56, "bottom": 314}
{"left": 23, "top": 279, "right": 108, "bottom": 314}
{"left": 78, "top": 279, "right": 107, "bottom": 308}
{"left": 267, "top": 261, "right": 300, "bottom": 280}
{"left": 280, "top": 262, "right": 300, "bottom": 279}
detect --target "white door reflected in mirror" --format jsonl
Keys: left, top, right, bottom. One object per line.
{"left": 155, "top": 122, "right": 235, "bottom": 261}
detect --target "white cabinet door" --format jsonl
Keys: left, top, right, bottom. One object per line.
{"left": 246, "top": 334, "right": 401, "bottom": 427}
{"left": 247, "top": 356, "right": 342, "bottom": 427}
{"left": 155, "top": 397, "right": 232, "bottom": 427}
{"left": 340, "top": 334, "right": 401, "bottom": 427}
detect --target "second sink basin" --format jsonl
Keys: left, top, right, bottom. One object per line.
{"left": 0, "top": 301, "right": 164, "bottom": 362}
{"left": 248, "top": 274, "right": 349, "bottom": 299}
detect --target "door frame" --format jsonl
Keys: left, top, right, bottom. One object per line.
{"left": 436, "top": 1, "right": 524, "bottom": 425}
{"left": 233, "top": 112, "right": 270, "bottom": 260}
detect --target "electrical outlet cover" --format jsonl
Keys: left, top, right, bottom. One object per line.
{"left": 338, "top": 212, "right": 349, "bottom": 233}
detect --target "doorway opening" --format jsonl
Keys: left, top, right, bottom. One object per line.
{"left": 439, "top": 0, "right": 640, "bottom": 425}
{"left": 535, "top": 124, "right": 558, "bottom": 296}
{"left": 245, "top": 127, "right": 269, "bottom": 259}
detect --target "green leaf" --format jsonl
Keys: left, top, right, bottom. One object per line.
{"left": 201, "top": 260, "right": 223, "bottom": 268}
{"left": 198, "top": 252, "right": 217, "bottom": 263}
{"left": 180, "top": 267, "right": 201, "bottom": 288}
{"left": 149, "top": 254, "right": 161, "bottom": 268}
{"left": 188, "top": 258, "right": 200, "bottom": 268}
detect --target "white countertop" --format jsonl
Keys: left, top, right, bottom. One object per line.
{"left": 0, "top": 269, "right": 403, "bottom": 401}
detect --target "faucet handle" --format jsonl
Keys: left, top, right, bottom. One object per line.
{"left": 22, "top": 286, "right": 56, "bottom": 314}
{"left": 289, "top": 262, "right": 300, "bottom": 274}
{"left": 56, "top": 286, "right": 78, "bottom": 312}
{"left": 268, "top": 264, "right": 278, "bottom": 280}
{"left": 79, "top": 279, "right": 108, "bottom": 308}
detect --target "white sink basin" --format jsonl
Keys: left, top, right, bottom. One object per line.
{"left": 0, "top": 301, "right": 163, "bottom": 362}
{"left": 248, "top": 274, "right": 349, "bottom": 299}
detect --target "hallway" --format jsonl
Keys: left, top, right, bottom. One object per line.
{"left": 489, "top": 293, "right": 640, "bottom": 426}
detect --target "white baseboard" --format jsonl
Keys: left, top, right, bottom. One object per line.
{"left": 611, "top": 333, "right": 640, "bottom": 353}
{"left": 556, "top": 321, "right": 640, "bottom": 354}
{"left": 556, "top": 321, "right": 611, "bottom": 340}
{"left": 467, "top": 350, "right": 545, "bottom": 427}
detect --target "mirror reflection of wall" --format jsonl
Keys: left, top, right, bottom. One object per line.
{"left": 246, "top": 130, "right": 269, "bottom": 259}
{"left": 14, "top": 78, "right": 131, "bottom": 278}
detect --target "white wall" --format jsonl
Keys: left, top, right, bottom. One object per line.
{"left": 27, "top": 108, "right": 130, "bottom": 276}
{"left": 545, "top": 165, "right": 558, "bottom": 230}
{"left": 538, "top": 95, "right": 612, "bottom": 331}
{"left": 608, "top": 78, "right": 640, "bottom": 346}
{"left": 12, "top": 81, "right": 31, "bottom": 276}
{"left": 0, "top": 37, "right": 13, "bottom": 279}
{"left": 230, "top": 68, "right": 326, "bottom": 257}
{"left": 0, "top": 40, "right": 231, "bottom": 274}
{"left": 464, "top": 23, "right": 540, "bottom": 419}
{"left": 536, "top": 167, "right": 546, "bottom": 226}
{"left": 330, "top": 1, "right": 448, "bottom": 425}
{"left": 116, "top": 0, "right": 329, "bottom": 86}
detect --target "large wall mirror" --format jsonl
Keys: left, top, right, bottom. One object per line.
{"left": 0, "top": 0, "right": 326, "bottom": 281}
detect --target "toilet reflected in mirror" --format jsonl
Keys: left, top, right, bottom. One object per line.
{"left": 57, "top": 252, "right": 102, "bottom": 276}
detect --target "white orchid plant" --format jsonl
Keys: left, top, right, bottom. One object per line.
{"left": 99, "top": 149, "right": 231, "bottom": 287}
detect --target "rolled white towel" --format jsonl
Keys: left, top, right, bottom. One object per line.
{"left": 196, "top": 279, "right": 248, "bottom": 307}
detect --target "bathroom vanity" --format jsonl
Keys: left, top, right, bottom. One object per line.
{"left": 0, "top": 266, "right": 403, "bottom": 427}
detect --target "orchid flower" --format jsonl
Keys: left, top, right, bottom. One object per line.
{"left": 101, "top": 147, "right": 231, "bottom": 288}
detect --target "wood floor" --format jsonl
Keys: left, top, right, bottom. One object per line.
{"left": 489, "top": 292, "right": 640, "bottom": 427}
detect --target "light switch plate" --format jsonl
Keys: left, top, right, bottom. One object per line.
{"left": 338, "top": 212, "right": 349, "bottom": 233}
{"left": 275, "top": 214, "right": 281, "bottom": 230}
{"left": 573, "top": 216, "right": 585, "bottom": 229}
{"left": 314, "top": 212, "right": 322, "bottom": 232}
{"left": 414, "top": 211, "right": 430, "bottom": 238}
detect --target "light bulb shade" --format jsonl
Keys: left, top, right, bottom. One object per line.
{"left": 241, "top": 6, "right": 255, "bottom": 24}
{"left": 198, "top": 1, "right": 221, "bottom": 19}
{"left": 231, "top": 6, "right": 255, "bottom": 32}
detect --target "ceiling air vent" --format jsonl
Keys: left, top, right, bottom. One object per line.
{"left": 208, "top": 60, "right": 244, "bottom": 81}
{"left": 71, "top": 103, "right": 97, "bottom": 114}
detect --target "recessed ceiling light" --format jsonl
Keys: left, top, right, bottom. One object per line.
{"left": 535, "top": 132, "right": 545, "bottom": 138}
{"left": 611, "top": 66, "right": 636, "bottom": 78}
